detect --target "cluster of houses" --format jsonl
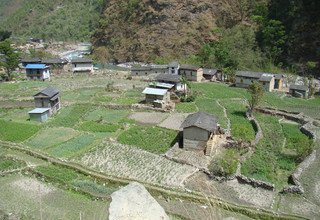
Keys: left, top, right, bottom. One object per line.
{"left": 20, "top": 57, "right": 94, "bottom": 80}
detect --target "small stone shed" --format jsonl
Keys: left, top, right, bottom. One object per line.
{"left": 179, "top": 64, "right": 203, "bottom": 82}
{"left": 25, "top": 64, "right": 50, "bottom": 80}
{"left": 33, "top": 87, "right": 61, "bottom": 115}
{"left": 180, "top": 112, "right": 219, "bottom": 151}
{"left": 289, "top": 84, "right": 309, "bottom": 98}
{"left": 142, "top": 87, "right": 170, "bottom": 108}
{"left": 28, "top": 108, "right": 50, "bottom": 122}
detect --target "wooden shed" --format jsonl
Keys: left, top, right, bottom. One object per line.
{"left": 28, "top": 108, "right": 50, "bottom": 122}
{"left": 34, "top": 86, "right": 61, "bottom": 115}
{"left": 180, "top": 112, "right": 219, "bottom": 151}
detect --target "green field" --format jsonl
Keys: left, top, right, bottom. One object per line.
{"left": 117, "top": 125, "right": 177, "bottom": 154}
{"left": 0, "top": 119, "right": 40, "bottom": 142}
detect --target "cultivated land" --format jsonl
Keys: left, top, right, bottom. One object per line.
{"left": 0, "top": 71, "right": 319, "bottom": 219}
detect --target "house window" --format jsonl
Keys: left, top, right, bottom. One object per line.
{"left": 136, "top": 72, "right": 138, "bottom": 75}
{"left": 240, "top": 79, "right": 243, "bottom": 83}
{"left": 251, "top": 80, "right": 254, "bottom": 83}
{"left": 171, "top": 70, "right": 175, "bottom": 74}
{"left": 145, "top": 72, "right": 147, "bottom": 75}
{"left": 263, "top": 82, "right": 266, "bottom": 85}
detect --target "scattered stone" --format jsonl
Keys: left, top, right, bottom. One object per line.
{"left": 109, "top": 182, "right": 170, "bottom": 220}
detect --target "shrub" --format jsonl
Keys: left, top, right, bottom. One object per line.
{"left": 209, "top": 149, "right": 239, "bottom": 177}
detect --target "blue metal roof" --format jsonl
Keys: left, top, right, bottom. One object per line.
{"left": 25, "top": 64, "right": 47, "bottom": 69}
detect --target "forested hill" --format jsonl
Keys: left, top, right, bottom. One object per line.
{"left": 92, "top": 0, "right": 319, "bottom": 76}
{"left": 0, "top": 0, "right": 104, "bottom": 41}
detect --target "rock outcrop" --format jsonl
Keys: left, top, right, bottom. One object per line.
{"left": 109, "top": 182, "right": 169, "bottom": 220}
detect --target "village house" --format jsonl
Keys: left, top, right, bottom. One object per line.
{"left": 42, "top": 58, "right": 68, "bottom": 74}
{"left": 71, "top": 58, "right": 94, "bottom": 73}
{"left": 235, "top": 71, "right": 285, "bottom": 92}
{"left": 131, "top": 65, "right": 168, "bottom": 76}
{"left": 168, "top": 61, "right": 180, "bottom": 75}
{"left": 142, "top": 87, "right": 170, "bottom": 109}
{"left": 25, "top": 64, "right": 50, "bottom": 80}
{"left": 155, "top": 74, "right": 186, "bottom": 92}
{"left": 180, "top": 112, "right": 220, "bottom": 153}
{"left": 289, "top": 84, "right": 309, "bottom": 98}
{"left": 33, "top": 86, "right": 61, "bottom": 115}
{"left": 179, "top": 65, "right": 203, "bottom": 82}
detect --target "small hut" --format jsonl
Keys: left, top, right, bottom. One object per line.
{"left": 28, "top": 108, "right": 50, "bottom": 122}
{"left": 33, "top": 86, "right": 61, "bottom": 115}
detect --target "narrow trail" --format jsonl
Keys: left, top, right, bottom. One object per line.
{"left": 216, "top": 100, "right": 231, "bottom": 136}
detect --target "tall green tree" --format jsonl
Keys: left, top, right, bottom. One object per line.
{"left": 247, "top": 82, "right": 264, "bottom": 116}
{"left": 0, "top": 40, "right": 19, "bottom": 81}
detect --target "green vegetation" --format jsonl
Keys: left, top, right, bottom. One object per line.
{"left": 175, "top": 102, "right": 198, "bottom": 113}
{"left": 46, "top": 134, "right": 97, "bottom": 158}
{"left": 0, "top": 157, "right": 26, "bottom": 172}
{"left": 25, "top": 127, "right": 79, "bottom": 149}
{"left": 0, "top": 40, "right": 19, "bottom": 81}
{"left": 77, "top": 121, "right": 120, "bottom": 133}
{"left": 0, "top": 0, "right": 104, "bottom": 41}
{"left": 118, "top": 126, "right": 177, "bottom": 154}
{"left": 247, "top": 82, "right": 264, "bottom": 115}
{"left": 241, "top": 113, "right": 313, "bottom": 187}
{"left": 84, "top": 108, "right": 129, "bottom": 123}
{"left": 221, "top": 100, "right": 255, "bottom": 142}
{"left": 0, "top": 119, "right": 40, "bottom": 142}
{"left": 50, "top": 104, "right": 92, "bottom": 128}
{"left": 209, "top": 149, "right": 239, "bottom": 177}
{"left": 281, "top": 123, "right": 314, "bottom": 162}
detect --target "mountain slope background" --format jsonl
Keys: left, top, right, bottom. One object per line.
{"left": 0, "top": 0, "right": 319, "bottom": 76}
{"left": 0, "top": 0, "right": 104, "bottom": 41}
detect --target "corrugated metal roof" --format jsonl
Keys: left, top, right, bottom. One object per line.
{"left": 71, "top": 58, "right": 93, "bottom": 63}
{"left": 203, "top": 68, "right": 218, "bottom": 76}
{"left": 28, "top": 108, "right": 50, "bottom": 114}
{"left": 151, "top": 82, "right": 175, "bottom": 89}
{"left": 25, "top": 64, "right": 48, "bottom": 69}
{"left": 142, "top": 87, "right": 168, "bottom": 96}
{"left": 259, "top": 74, "right": 274, "bottom": 82}
{"left": 180, "top": 64, "right": 199, "bottom": 71}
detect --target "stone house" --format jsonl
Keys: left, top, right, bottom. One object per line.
{"left": 235, "top": 71, "right": 285, "bottom": 92}
{"left": 155, "top": 74, "right": 186, "bottom": 92}
{"left": 71, "top": 58, "right": 94, "bottom": 73}
{"left": 289, "top": 84, "right": 309, "bottom": 98}
{"left": 42, "top": 58, "right": 68, "bottom": 74}
{"left": 142, "top": 87, "right": 170, "bottom": 108}
{"left": 202, "top": 68, "right": 222, "bottom": 81}
{"left": 168, "top": 61, "right": 180, "bottom": 75}
{"left": 33, "top": 86, "right": 61, "bottom": 115}
{"left": 179, "top": 65, "right": 203, "bottom": 82}
{"left": 180, "top": 112, "right": 219, "bottom": 151}
{"left": 25, "top": 64, "right": 50, "bottom": 80}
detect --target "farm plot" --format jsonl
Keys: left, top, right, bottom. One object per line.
{"left": 128, "top": 112, "right": 169, "bottom": 125}
{"left": 45, "top": 133, "right": 99, "bottom": 158}
{"left": 0, "top": 157, "right": 26, "bottom": 172}
{"left": 117, "top": 125, "right": 177, "bottom": 154}
{"left": 175, "top": 102, "right": 198, "bottom": 113}
{"left": 0, "top": 119, "right": 40, "bottom": 142}
{"left": 2, "top": 108, "right": 35, "bottom": 123}
{"left": 25, "top": 127, "right": 79, "bottom": 150}
{"left": 49, "top": 104, "right": 93, "bottom": 128}
{"left": 241, "top": 113, "right": 313, "bottom": 187}
{"left": 0, "top": 175, "right": 109, "bottom": 220}
{"left": 78, "top": 141, "right": 197, "bottom": 187}
{"left": 85, "top": 108, "right": 129, "bottom": 123}
{"left": 158, "top": 113, "right": 190, "bottom": 131}
{"left": 220, "top": 99, "right": 255, "bottom": 142}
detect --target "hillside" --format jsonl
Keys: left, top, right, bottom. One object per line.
{"left": 0, "top": 0, "right": 104, "bottom": 41}
{"left": 92, "top": 0, "right": 237, "bottom": 63}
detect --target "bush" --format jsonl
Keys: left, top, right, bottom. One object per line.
{"left": 180, "top": 95, "right": 196, "bottom": 103}
{"left": 209, "top": 149, "right": 239, "bottom": 177}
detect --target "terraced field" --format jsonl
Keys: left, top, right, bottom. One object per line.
{"left": 78, "top": 141, "right": 198, "bottom": 187}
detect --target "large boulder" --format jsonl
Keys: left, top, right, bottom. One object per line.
{"left": 109, "top": 182, "right": 169, "bottom": 220}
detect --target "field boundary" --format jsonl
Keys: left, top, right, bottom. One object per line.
{"left": 0, "top": 140, "right": 308, "bottom": 220}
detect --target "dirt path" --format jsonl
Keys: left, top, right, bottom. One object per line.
{"left": 216, "top": 100, "right": 231, "bottom": 135}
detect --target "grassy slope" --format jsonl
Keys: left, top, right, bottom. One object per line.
{"left": 0, "top": 0, "right": 103, "bottom": 41}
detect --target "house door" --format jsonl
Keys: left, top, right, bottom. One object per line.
{"left": 274, "top": 79, "right": 279, "bottom": 89}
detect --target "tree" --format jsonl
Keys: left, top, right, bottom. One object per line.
{"left": 0, "top": 40, "right": 19, "bottom": 81}
{"left": 247, "top": 82, "right": 264, "bottom": 115}
{"left": 0, "top": 30, "right": 11, "bottom": 41}
{"left": 180, "top": 76, "right": 191, "bottom": 97}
